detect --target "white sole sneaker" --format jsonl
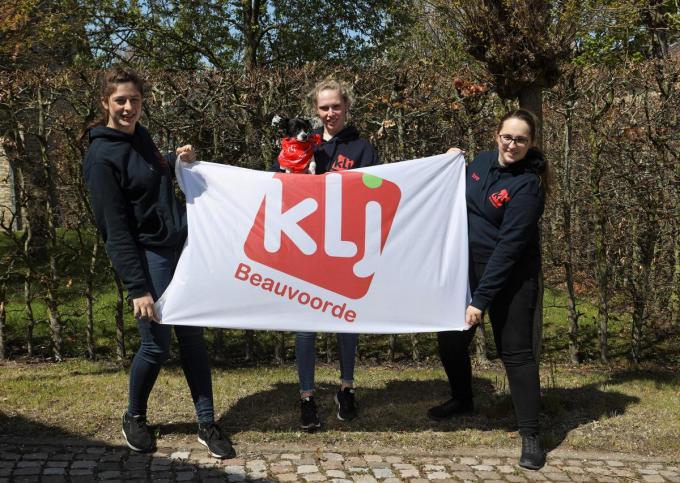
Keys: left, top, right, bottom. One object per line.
{"left": 122, "top": 428, "right": 154, "bottom": 452}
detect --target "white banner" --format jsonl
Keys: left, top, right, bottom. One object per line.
{"left": 156, "top": 152, "right": 469, "bottom": 333}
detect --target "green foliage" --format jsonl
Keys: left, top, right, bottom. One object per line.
{"left": 266, "top": 0, "right": 416, "bottom": 66}
{"left": 84, "top": 0, "right": 239, "bottom": 69}
{"left": 573, "top": 0, "right": 680, "bottom": 66}
{"left": 82, "top": 0, "right": 415, "bottom": 69}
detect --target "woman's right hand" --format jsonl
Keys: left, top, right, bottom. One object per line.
{"left": 132, "top": 293, "right": 159, "bottom": 322}
{"left": 447, "top": 147, "right": 465, "bottom": 155}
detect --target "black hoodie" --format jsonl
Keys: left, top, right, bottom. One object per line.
{"left": 466, "top": 149, "right": 546, "bottom": 312}
{"left": 272, "top": 125, "right": 379, "bottom": 173}
{"left": 83, "top": 124, "right": 187, "bottom": 299}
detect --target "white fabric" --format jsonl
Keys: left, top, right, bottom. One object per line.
{"left": 156, "top": 152, "right": 469, "bottom": 333}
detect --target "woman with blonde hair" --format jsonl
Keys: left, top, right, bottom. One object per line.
{"left": 272, "top": 77, "right": 379, "bottom": 430}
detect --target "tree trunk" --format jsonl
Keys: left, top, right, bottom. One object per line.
{"left": 387, "top": 334, "right": 396, "bottom": 362}
{"left": 630, "top": 210, "right": 658, "bottom": 364}
{"left": 518, "top": 86, "right": 543, "bottom": 147}
{"left": 113, "top": 272, "right": 126, "bottom": 362}
{"left": 16, "top": 123, "right": 48, "bottom": 261}
{"left": 85, "top": 238, "right": 99, "bottom": 360}
{"left": 474, "top": 321, "right": 489, "bottom": 364}
{"left": 410, "top": 333, "right": 420, "bottom": 361}
{"left": 672, "top": 222, "right": 680, "bottom": 326}
{"left": 672, "top": 148, "right": 680, "bottom": 326}
{"left": 244, "top": 330, "right": 255, "bottom": 361}
{"left": 325, "top": 333, "right": 333, "bottom": 363}
{"left": 519, "top": 85, "right": 544, "bottom": 360}
{"left": 241, "top": 0, "right": 261, "bottom": 71}
{"left": 212, "top": 329, "right": 225, "bottom": 360}
{"left": 24, "top": 264, "right": 35, "bottom": 357}
{"left": 274, "top": 332, "right": 285, "bottom": 365}
{"left": 37, "top": 88, "right": 63, "bottom": 362}
{"left": 0, "top": 260, "right": 11, "bottom": 360}
{"left": 561, "top": 96, "right": 580, "bottom": 364}
{"left": 565, "top": 261, "right": 580, "bottom": 364}
{"left": 591, "top": 163, "right": 609, "bottom": 364}
{"left": 0, "top": 300, "right": 5, "bottom": 360}
{"left": 14, "top": 164, "right": 36, "bottom": 357}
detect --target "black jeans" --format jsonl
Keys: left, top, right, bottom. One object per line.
{"left": 437, "top": 260, "right": 541, "bottom": 435}
{"left": 128, "top": 246, "right": 214, "bottom": 424}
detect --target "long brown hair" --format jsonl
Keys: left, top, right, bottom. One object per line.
{"left": 79, "top": 66, "right": 145, "bottom": 143}
{"left": 497, "top": 108, "right": 551, "bottom": 196}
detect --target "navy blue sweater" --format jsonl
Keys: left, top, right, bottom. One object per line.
{"left": 272, "top": 125, "right": 379, "bottom": 172}
{"left": 466, "top": 149, "right": 546, "bottom": 311}
{"left": 83, "top": 124, "right": 186, "bottom": 299}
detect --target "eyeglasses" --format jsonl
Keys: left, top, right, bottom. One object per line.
{"left": 499, "top": 134, "right": 530, "bottom": 147}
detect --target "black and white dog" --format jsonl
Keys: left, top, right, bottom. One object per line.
{"left": 271, "top": 115, "right": 321, "bottom": 174}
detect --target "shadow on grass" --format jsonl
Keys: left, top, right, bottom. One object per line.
{"left": 0, "top": 413, "right": 239, "bottom": 480}
{"left": 190, "top": 377, "right": 639, "bottom": 454}
{"left": 540, "top": 382, "right": 639, "bottom": 451}
{"left": 605, "top": 369, "right": 679, "bottom": 386}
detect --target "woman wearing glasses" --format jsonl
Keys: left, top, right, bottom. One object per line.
{"left": 430, "top": 109, "right": 550, "bottom": 470}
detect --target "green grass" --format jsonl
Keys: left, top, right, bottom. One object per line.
{"left": 1, "top": 359, "right": 678, "bottom": 457}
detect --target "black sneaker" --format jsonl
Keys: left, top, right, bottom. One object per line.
{"left": 427, "top": 398, "right": 473, "bottom": 421}
{"left": 519, "top": 433, "right": 546, "bottom": 470}
{"left": 198, "top": 423, "right": 236, "bottom": 459}
{"left": 122, "top": 412, "right": 156, "bottom": 452}
{"left": 335, "top": 388, "right": 358, "bottom": 421}
{"left": 300, "top": 396, "right": 321, "bottom": 431}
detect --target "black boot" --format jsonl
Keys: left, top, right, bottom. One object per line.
{"left": 427, "top": 398, "right": 473, "bottom": 421}
{"left": 519, "top": 433, "right": 545, "bottom": 470}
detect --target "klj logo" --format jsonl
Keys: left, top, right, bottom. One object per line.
{"left": 489, "top": 188, "right": 511, "bottom": 208}
{"left": 244, "top": 171, "right": 402, "bottom": 299}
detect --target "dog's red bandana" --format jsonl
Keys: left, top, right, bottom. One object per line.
{"left": 278, "top": 134, "right": 322, "bottom": 173}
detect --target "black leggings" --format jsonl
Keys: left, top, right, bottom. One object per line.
{"left": 437, "top": 261, "right": 540, "bottom": 435}
{"left": 128, "top": 247, "right": 214, "bottom": 424}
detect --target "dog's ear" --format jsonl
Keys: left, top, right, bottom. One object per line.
{"left": 271, "top": 114, "right": 287, "bottom": 128}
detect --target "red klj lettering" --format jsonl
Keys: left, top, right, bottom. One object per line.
{"left": 244, "top": 171, "right": 401, "bottom": 299}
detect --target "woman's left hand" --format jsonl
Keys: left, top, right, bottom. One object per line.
{"left": 176, "top": 144, "right": 196, "bottom": 163}
{"left": 465, "top": 305, "right": 483, "bottom": 327}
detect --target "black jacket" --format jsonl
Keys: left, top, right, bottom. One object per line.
{"left": 83, "top": 124, "right": 187, "bottom": 299}
{"left": 272, "top": 125, "right": 379, "bottom": 172}
{"left": 466, "top": 149, "right": 546, "bottom": 311}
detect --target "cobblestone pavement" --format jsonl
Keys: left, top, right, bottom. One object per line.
{"left": 1, "top": 438, "right": 679, "bottom": 482}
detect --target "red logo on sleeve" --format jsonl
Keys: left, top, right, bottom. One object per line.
{"left": 244, "top": 171, "right": 401, "bottom": 299}
{"left": 471, "top": 172, "right": 480, "bottom": 181}
{"left": 489, "top": 189, "right": 511, "bottom": 208}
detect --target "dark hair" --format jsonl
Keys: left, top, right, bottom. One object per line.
{"left": 497, "top": 108, "right": 551, "bottom": 196}
{"left": 79, "top": 66, "right": 145, "bottom": 143}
